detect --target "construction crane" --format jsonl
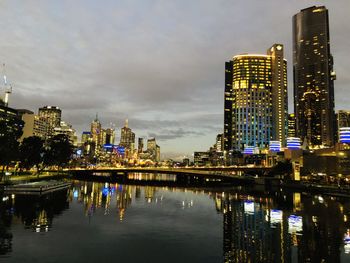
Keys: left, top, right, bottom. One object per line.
{"left": 2, "top": 63, "right": 12, "bottom": 107}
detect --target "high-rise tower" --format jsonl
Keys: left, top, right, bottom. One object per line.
{"left": 293, "top": 6, "right": 336, "bottom": 147}
{"left": 38, "top": 106, "right": 61, "bottom": 138}
{"left": 224, "top": 45, "right": 287, "bottom": 152}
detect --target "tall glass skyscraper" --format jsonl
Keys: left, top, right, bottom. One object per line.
{"left": 224, "top": 44, "right": 287, "bottom": 152}
{"left": 293, "top": 6, "right": 336, "bottom": 148}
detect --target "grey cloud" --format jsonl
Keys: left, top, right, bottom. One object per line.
{"left": 0, "top": 0, "right": 349, "bottom": 156}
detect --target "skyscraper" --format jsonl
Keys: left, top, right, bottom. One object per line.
{"left": 224, "top": 45, "right": 287, "bottom": 151}
{"left": 293, "top": 6, "right": 336, "bottom": 148}
{"left": 120, "top": 119, "right": 135, "bottom": 152}
{"left": 38, "top": 106, "right": 61, "bottom": 138}
{"left": 90, "top": 115, "right": 102, "bottom": 152}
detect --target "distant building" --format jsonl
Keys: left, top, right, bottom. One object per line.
{"left": 120, "top": 119, "right": 135, "bottom": 156}
{"left": 293, "top": 6, "right": 336, "bottom": 147}
{"left": 147, "top": 138, "right": 160, "bottom": 162}
{"left": 90, "top": 115, "right": 102, "bottom": 151}
{"left": 337, "top": 110, "right": 350, "bottom": 144}
{"left": 216, "top": 133, "right": 224, "bottom": 152}
{"left": 20, "top": 113, "right": 48, "bottom": 141}
{"left": 102, "top": 128, "right": 115, "bottom": 145}
{"left": 224, "top": 44, "right": 287, "bottom": 152}
{"left": 194, "top": 152, "right": 210, "bottom": 166}
{"left": 38, "top": 106, "right": 61, "bottom": 138}
{"left": 0, "top": 104, "right": 23, "bottom": 134}
{"left": 138, "top": 137, "right": 144, "bottom": 153}
{"left": 53, "top": 121, "right": 77, "bottom": 146}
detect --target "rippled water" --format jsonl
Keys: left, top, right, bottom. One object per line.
{"left": 1, "top": 176, "right": 350, "bottom": 263}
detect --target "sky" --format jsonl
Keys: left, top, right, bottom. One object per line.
{"left": 0, "top": 0, "right": 349, "bottom": 160}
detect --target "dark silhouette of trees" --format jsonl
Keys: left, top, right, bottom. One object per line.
{"left": 0, "top": 119, "right": 23, "bottom": 181}
{"left": 43, "top": 134, "right": 74, "bottom": 169}
{"left": 19, "top": 136, "right": 44, "bottom": 173}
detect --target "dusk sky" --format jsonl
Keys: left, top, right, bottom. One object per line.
{"left": 1, "top": 0, "right": 349, "bottom": 159}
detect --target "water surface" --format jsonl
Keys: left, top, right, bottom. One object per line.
{"left": 1, "top": 177, "right": 350, "bottom": 263}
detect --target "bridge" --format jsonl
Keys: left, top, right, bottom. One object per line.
{"left": 68, "top": 166, "right": 275, "bottom": 186}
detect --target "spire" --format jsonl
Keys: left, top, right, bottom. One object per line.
{"left": 125, "top": 119, "right": 128, "bottom": 128}
{"left": 95, "top": 113, "right": 98, "bottom": 122}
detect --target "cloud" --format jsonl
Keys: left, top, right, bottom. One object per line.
{"left": 0, "top": 0, "right": 348, "bottom": 156}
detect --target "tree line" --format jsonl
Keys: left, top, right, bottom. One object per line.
{"left": 0, "top": 119, "right": 74, "bottom": 181}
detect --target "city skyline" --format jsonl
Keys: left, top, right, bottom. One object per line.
{"left": 1, "top": 1, "right": 349, "bottom": 158}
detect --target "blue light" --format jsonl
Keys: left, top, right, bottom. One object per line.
{"left": 102, "top": 187, "right": 109, "bottom": 196}
{"left": 243, "top": 146, "right": 255, "bottom": 155}
{"left": 287, "top": 137, "right": 301, "bottom": 149}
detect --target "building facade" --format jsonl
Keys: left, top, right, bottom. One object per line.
{"left": 20, "top": 113, "right": 48, "bottom": 141}
{"left": 38, "top": 106, "right": 61, "bottom": 138}
{"left": 293, "top": 6, "right": 336, "bottom": 148}
{"left": 224, "top": 45, "right": 287, "bottom": 152}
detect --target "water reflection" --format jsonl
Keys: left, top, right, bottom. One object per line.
{"left": 217, "top": 191, "right": 350, "bottom": 262}
{"left": 1, "top": 180, "right": 350, "bottom": 262}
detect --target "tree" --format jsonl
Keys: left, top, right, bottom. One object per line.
{"left": 0, "top": 119, "right": 23, "bottom": 181}
{"left": 44, "top": 134, "right": 74, "bottom": 169}
{"left": 19, "top": 136, "right": 44, "bottom": 173}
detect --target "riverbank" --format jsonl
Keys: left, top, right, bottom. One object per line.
{"left": 0, "top": 172, "right": 71, "bottom": 185}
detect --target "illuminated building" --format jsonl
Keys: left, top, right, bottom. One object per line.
{"left": 53, "top": 121, "right": 77, "bottom": 146}
{"left": 0, "top": 104, "right": 23, "bottom": 134}
{"left": 288, "top": 113, "right": 296, "bottom": 138}
{"left": 194, "top": 152, "right": 209, "bottom": 166}
{"left": 147, "top": 138, "right": 160, "bottom": 162}
{"left": 287, "top": 137, "right": 301, "bottom": 149}
{"left": 138, "top": 137, "right": 144, "bottom": 153}
{"left": 293, "top": 6, "right": 336, "bottom": 148}
{"left": 38, "top": 106, "right": 61, "bottom": 138}
{"left": 119, "top": 119, "right": 135, "bottom": 154}
{"left": 224, "top": 44, "right": 287, "bottom": 152}
{"left": 20, "top": 112, "right": 49, "bottom": 141}
{"left": 337, "top": 110, "right": 350, "bottom": 143}
{"left": 101, "top": 128, "right": 115, "bottom": 145}
{"left": 269, "top": 141, "right": 281, "bottom": 152}
{"left": 90, "top": 115, "right": 102, "bottom": 152}
{"left": 215, "top": 133, "right": 224, "bottom": 152}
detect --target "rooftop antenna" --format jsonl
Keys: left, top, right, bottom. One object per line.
{"left": 3, "top": 64, "right": 12, "bottom": 107}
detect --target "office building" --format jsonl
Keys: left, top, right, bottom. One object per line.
{"left": 224, "top": 44, "right": 287, "bottom": 151}
{"left": 53, "top": 121, "right": 77, "bottom": 146}
{"left": 101, "top": 128, "right": 115, "bottom": 145}
{"left": 20, "top": 113, "right": 48, "bottom": 141}
{"left": 147, "top": 138, "right": 160, "bottom": 162}
{"left": 90, "top": 116, "right": 102, "bottom": 147}
{"left": 38, "top": 106, "right": 61, "bottom": 138}
{"left": 138, "top": 137, "right": 144, "bottom": 153}
{"left": 293, "top": 6, "right": 336, "bottom": 147}
{"left": 120, "top": 119, "right": 135, "bottom": 154}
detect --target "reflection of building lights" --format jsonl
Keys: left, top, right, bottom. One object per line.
{"left": 288, "top": 215, "right": 303, "bottom": 234}
{"left": 244, "top": 201, "right": 255, "bottom": 215}
{"left": 344, "top": 233, "right": 350, "bottom": 254}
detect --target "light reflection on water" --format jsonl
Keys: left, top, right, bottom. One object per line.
{"left": 0, "top": 178, "right": 350, "bottom": 262}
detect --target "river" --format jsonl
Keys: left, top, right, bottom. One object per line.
{"left": 1, "top": 174, "right": 350, "bottom": 262}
